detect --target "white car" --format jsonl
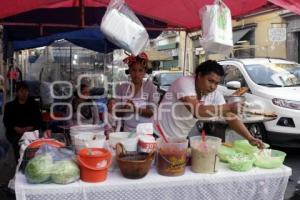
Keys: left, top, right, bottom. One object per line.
{"left": 218, "top": 58, "right": 300, "bottom": 147}
{"left": 152, "top": 71, "right": 183, "bottom": 101}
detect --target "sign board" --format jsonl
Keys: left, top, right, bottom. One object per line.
{"left": 268, "top": 27, "right": 286, "bottom": 42}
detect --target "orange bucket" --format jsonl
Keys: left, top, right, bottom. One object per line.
{"left": 77, "top": 148, "right": 112, "bottom": 182}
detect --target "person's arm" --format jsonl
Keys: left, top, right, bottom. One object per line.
{"left": 92, "top": 103, "right": 100, "bottom": 125}
{"left": 115, "top": 102, "right": 133, "bottom": 117}
{"left": 181, "top": 96, "right": 264, "bottom": 149}
{"left": 137, "top": 82, "right": 159, "bottom": 118}
{"left": 225, "top": 112, "right": 264, "bottom": 148}
{"left": 3, "top": 103, "right": 25, "bottom": 134}
{"left": 180, "top": 96, "right": 234, "bottom": 118}
{"left": 136, "top": 105, "right": 153, "bottom": 118}
{"left": 3, "top": 103, "right": 14, "bottom": 130}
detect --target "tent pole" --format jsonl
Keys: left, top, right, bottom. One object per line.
{"left": 79, "top": 0, "right": 85, "bottom": 27}
{"left": 70, "top": 45, "right": 72, "bottom": 82}
{"left": 182, "top": 31, "right": 188, "bottom": 75}
{"left": 0, "top": 22, "right": 185, "bottom": 32}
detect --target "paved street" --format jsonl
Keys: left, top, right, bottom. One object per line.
{"left": 279, "top": 146, "right": 300, "bottom": 200}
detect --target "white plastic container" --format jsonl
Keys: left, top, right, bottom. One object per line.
{"left": 100, "top": 8, "right": 149, "bottom": 55}
{"left": 73, "top": 132, "right": 106, "bottom": 152}
{"left": 138, "top": 135, "right": 157, "bottom": 153}
{"left": 70, "top": 125, "right": 104, "bottom": 144}
{"left": 109, "top": 132, "right": 138, "bottom": 152}
{"left": 190, "top": 136, "right": 222, "bottom": 173}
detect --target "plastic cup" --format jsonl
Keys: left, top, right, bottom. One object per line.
{"left": 190, "top": 136, "right": 222, "bottom": 173}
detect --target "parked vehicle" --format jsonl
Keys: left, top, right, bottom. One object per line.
{"left": 218, "top": 58, "right": 300, "bottom": 147}
{"left": 152, "top": 71, "right": 183, "bottom": 101}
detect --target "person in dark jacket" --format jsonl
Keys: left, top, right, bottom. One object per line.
{"left": 3, "top": 82, "right": 42, "bottom": 161}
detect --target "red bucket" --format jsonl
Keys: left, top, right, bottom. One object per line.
{"left": 77, "top": 148, "right": 112, "bottom": 182}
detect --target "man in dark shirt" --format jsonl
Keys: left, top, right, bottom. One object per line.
{"left": 3, "top": 82, "right": 42, "bottom": 161}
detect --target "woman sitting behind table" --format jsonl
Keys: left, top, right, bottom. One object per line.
{"left": 115, "top": 52, "right": 159, "bottom": 132}
{"left": 70, "top": 84, "right": 99, "bottom": 126}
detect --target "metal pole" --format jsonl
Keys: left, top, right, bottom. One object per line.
{"left": 79, "top": 0, "right": 85, "bottom": 27}
{"left": 0, "top": 22, "right": 186, "bottom": 31}
{"left": 9, "top": 58, "right": 13, "bottom": 100}
{"left": 70, "top": 45, "right": 72, "bottom": 82}
{"left": 182, "top": 31, "right": 188, "bottom": 75}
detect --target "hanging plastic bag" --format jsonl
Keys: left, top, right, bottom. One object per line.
{"left": 199, "top": 0, "right": 233, "bottom": 55}
{"left": 101, "top": 0, "right": 149, "bottom": 55}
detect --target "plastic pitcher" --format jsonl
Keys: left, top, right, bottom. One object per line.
{"left": 190, "top": 136, "right": 222, "bottom": 173}
{"left": 156, "top": 137, "right": 188, "bottom": 176}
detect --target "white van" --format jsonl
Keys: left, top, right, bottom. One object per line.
{"left": 218, "top": 58, "right": 300, "bottom": 147}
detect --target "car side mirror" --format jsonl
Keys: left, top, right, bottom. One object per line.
{"left": 226, "top": 81, "right": 241, "bottom": 90}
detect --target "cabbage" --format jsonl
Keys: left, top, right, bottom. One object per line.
{"left": 25, "top": 153, "right": 53, "bottom": 183}
{"left": 51, "top": 160, "right": 80, "bottom": 184}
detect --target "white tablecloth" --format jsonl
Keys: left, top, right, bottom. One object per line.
{"left": 15, "top": 163, "right": 291, "bottom": 200}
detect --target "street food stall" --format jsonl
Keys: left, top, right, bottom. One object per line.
{"left": 1, "top": 1, "right": 299, "bottom": 200}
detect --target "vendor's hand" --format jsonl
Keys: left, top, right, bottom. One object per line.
{"left": 124, "top": 100, "right": 136, "bottom": 112}
{"left": 249, "top": 137, "right": 265, "bottom": 149}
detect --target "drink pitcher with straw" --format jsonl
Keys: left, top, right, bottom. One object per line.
{"left": 190, "top": 131, "right": 222, "bottom": 173}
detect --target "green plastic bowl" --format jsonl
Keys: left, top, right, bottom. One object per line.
{"left": 218, "top": 145, "right": 237, "bottom": 162}
{"left": 233, "top": 140, "right": 270, "bottom": 155}
{"left": 233, "top": 140, "right": 259, "bottom": 155}
{"left": 254, "top": 149, "right": 286, "bottom": 169}
{"left": 227, "top": 153, "right": 255, "bottom": 172}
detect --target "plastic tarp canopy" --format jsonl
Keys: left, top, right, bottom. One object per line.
{"left": 2, "top": 6, "right": 165, "bottom": 41}
{"left": 2, "top": 0, "right": 300, "bottom": 52}
{"left": 269, "top": 0, "right": 300, "bottom": 15}
{"left": 0, "top": 0, "right": 274, "bottom": 30}
{"left": 1, "top": 0, "right": 300, "bottom": 33}
{"left": 11, "top": 27, "right": 161, "bottom": 52}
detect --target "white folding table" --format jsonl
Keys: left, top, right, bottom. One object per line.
{"left": 15, "top": 163, "right": 291, "bottom": 200}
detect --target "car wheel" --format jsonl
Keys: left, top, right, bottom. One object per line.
{"left": 247, "top": 123, "right": 267, "bottom": 141}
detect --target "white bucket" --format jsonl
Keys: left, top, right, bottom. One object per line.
{"left": 109, "top": 132, "right": 138, "bottom": 152}
{"left": 73, "top": 132, "right": 106, "bottom": 152}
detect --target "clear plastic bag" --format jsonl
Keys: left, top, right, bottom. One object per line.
{"left": 199, "top": 0, "right": 233, "bottom": 55}
{"left": 100, "top": 0, "right": 149, "bottom": 55}
{"left": 24, "top": 144, "right": 79, "bottom": 184}
{"left": 24, "top": 153, "right": 53, "bottom": 184}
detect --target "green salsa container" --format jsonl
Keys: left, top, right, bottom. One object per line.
{"left": 218, "top": 145, "right": 237, "bottom": 163}
{"left": 254, "top": 149, "right": 286, "bottom": 169}
{"left": 227, "top": 153, "right": 255, "bottom": 172}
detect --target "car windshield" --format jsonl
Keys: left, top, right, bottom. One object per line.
{"left": 245, "top": 63, "right": 300, "bottom": 87}
{"left": 160, "top": 72, "right": 183, "bottom": 86}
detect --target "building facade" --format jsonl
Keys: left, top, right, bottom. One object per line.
{"left": 281, "top": 12, "right": 300, "bottom": 62}
{"left": 233, "top": 9, "right": 287, "bottom": 59}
